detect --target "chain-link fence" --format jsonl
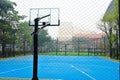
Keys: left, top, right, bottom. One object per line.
{"left": 0, "top": 0, "right": 119, "bottom": 80}
{"left": 37, "top": 36, "right": 107, "bottom": 56}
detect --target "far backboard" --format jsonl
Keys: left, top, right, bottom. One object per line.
{"left": 29, "top": 8, "right": 60, "bottom": 26}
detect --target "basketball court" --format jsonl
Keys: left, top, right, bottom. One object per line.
{"left": 0, "top": 1, "right": 119, "bottom": 80}
{"left": 0, "top": 55, "right": 119, "bottom": 80}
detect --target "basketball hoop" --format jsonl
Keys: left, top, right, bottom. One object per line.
{"left": 30, "top": 8, "right": 60, "bottom": 80}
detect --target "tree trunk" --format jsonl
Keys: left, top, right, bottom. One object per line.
{"left": 2, "top": 43, "right": 6, "bottom": 57}
{"left": 116, "top": 28, "right": 119, "bottom": 59}
{"left": 109, "top": 27, "right": 112, "bottom": 58}
{"left": 23, "top": 40, "right": 26, "bottom": 56}
{"left": 2, "top": 30, "right": 6, "bottom": 57}
{"left": 12, "top": 31, "right": 15, "bottom": 57}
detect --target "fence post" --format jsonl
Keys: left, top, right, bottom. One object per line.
{"left": 78, "top": 38, "right": 80, "bottom": 56}
{"left": 65, "top": 44, "right": 67, "bottom": 56}
{"left": 56, "top": 38, "right": 58, "bottom": 55}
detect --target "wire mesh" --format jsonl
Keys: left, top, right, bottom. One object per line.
{"left": 0, "top": 0, "right": 119, "bottom": 80}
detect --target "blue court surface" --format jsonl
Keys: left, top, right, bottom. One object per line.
{"left": 0, "top": 56, "right": 119, "bottom": 80}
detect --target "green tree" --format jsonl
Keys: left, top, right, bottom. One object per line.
{"left": 16, "top": 21, "right": 33, "bottom": 55}
{"left": 0, "top": 0, "right": 25, "bottom": 57}
{"left": 38, "top": 29, "right": 51, "bottom": 52}
{"left": 0, "top": 0, "right": 16, "bottom": 17}
{"left": 98, "top": 0, "right": 119, "bottom": 59}
{"left": 0, "top": 0, "right": 17, "bottom": 57}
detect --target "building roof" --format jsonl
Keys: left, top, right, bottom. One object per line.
{"left": 75, "top": 32, "right": 106, "bottom": 39}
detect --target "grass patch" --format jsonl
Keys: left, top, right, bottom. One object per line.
{"left": 39, "top": 52, "right": 89, "bottom": 56}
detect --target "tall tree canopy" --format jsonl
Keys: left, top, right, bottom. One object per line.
{"left": 0, "top": 0, "right": 16, "bottom": 17}
{"left": 97, "top": 0, "right": 119, "bottom": 59}
{"left": 0, "top": 0, "right": 25, "bottom": 57}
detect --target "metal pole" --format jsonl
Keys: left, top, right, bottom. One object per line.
{"left": 103, "top": 36, "right": 106, "bottom": 56}
{"left": 88, "top": 41, "right": 90, "bottom": 56}
{"left": 32, "top": 18, "right": 39, "bottom": 80}
{"left": 78, "top": 38, "right": 79, "bottom": 56}
{"left": 31, "top": 14, "right": 50, "bottom": 80}
{"left": 56, "top": 38, "right": 58, "bottom": 55}
{"left": 65, "top": 44, "right": 67, "bottom": 56}
{"left": 94, "top": 40, "right": 96, "bottom": 56}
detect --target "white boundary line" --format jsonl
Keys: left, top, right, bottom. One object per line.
{"left": 0, "top": 66, "right": 32, "bottom": 75}
{"left": 71, "top": 65, "right": 96, "bottom": 80}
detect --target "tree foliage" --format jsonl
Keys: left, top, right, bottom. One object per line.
{"left": 0, "top": 0, "right": 27, "bottom": 57}
{"left": 38, "top": 29, "right": 52, "bottom": 52}
{"left": 38, "top": 29, "right": 51, "bottom": 46}
{"left": 16, "top": 21, "right": 33, "bottom": 50}
{"left": 97, "top": 0, "right": 119, "bottom": 59}
{"left": 98, "top": 0, "right": 118, "bottom": 42}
